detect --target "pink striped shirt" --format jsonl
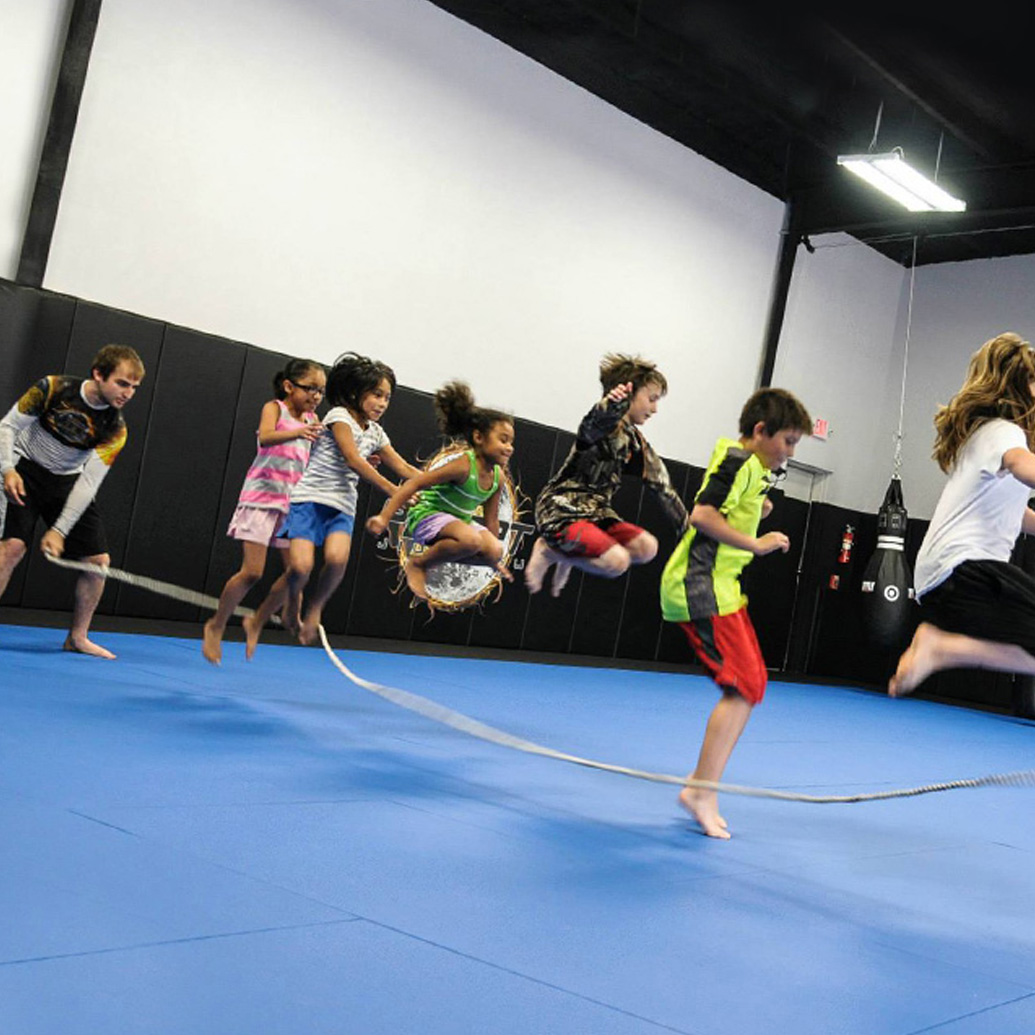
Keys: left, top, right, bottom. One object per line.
{"left": 237, "top": 400, "right": 317, "bottom": 512}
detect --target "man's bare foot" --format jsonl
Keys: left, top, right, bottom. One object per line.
{"left": 550, "top": 560, "right": 572, "bottom": 597}
{"left": 524, "top": 538, "right": 553, "bottom": 594}
{"left": 679, "top": 787, "right": 731, "bottom": 840}
{"left": 63, "top": 635, "right": 116, "bottom": 660}
{"left": 406, "top": 559, "right": 428, "bottom": 600}
{"left": 242, "top": 613, "right": 262, "bottom": 660}
{"left": 889, "top": 623, "right": 939, "bottom": 697}
{"left": 201, "top": 618, "right": 223, "bottom": 665}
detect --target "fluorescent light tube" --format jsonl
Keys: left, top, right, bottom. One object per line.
{"left": 837, "top": 151, "right": 966, "bottom": 212}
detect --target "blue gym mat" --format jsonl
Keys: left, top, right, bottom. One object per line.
{"left": 2, "top": 622, "right": 1034, "bottom": 1034}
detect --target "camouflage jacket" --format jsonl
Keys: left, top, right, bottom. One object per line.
{"left": 534, "top": 394, "right": 688, "bottom": 539}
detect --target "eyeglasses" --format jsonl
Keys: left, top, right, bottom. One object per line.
{"left": 291, "top": 382, "right": 325, "bottom": 396}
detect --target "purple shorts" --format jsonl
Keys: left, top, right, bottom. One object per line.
{"left": 228, "top": 504, "right": 289, "bottom": 548}
{"left": 409, "top": 513, "right": 484, "bottom": 545}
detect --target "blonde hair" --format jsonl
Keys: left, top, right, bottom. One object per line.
{"left": 933, "top": 332, "right": 1035, "bottom": 472}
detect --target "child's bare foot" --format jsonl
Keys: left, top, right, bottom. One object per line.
{"left": 201, "top": 618, "right": 223, "bottom": 665}
{"left": 679, "top": 787, "right": 731, "bottom": 840}
{"left": 889, "top": 623, "right": 939, "bottom": 697}
{"left": 524, "top": 538, "right": 553, "bottom": 594}
{"left": 298, "top": 614, "right": 321, "bottom": 646}
{"left": 242, "top": 613, "right": 262, "bottom": 660}
{"left": 281, "top": 606, "right": 301, "bottom": 637}
{"left": 406, "top": 559, "right": 428, "bottom": 600}
{"left": 550, "top": 560, "right": 572, "bottom": 597}
{"left": 63, "top": 635, "right": 116, "bottom": 660}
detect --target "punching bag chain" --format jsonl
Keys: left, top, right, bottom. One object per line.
{"left": 893, "top": 236, "right": 919, "bottom": 480}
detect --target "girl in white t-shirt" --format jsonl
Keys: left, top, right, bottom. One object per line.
{"left": 247, "top": 352, "right": 418, "bottom": 652}
{"left": 891, "top": 333, "right": 1035, "bottom": 696}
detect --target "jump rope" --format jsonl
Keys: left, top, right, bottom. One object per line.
{"left": 40, "top": 553, "right": 1035, "bottom": 804}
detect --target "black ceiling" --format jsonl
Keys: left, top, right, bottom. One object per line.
{"left": 425, "top": 0, "right": 1035, "bottom": 266}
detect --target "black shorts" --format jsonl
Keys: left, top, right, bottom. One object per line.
{"left": 920, "top": 559, "right": 1035, "bottom": 658}
{"left": 2, "top": 458, "right": 108, "bottom": 560}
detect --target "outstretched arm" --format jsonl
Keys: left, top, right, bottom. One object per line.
{"left": 365, "top": 456, "right": 470, "bottom": 536}
{"left": 642, "top": 443, "right": 689, "bottom": 534}
{"left": 372, "top": 443, "right": 421, "bottom": 481}
{"left": 1003, "top": 447, "right": 1035, "bottom": 490}
{"left": 332, "top": 421, "right": 399, "bottom": 497}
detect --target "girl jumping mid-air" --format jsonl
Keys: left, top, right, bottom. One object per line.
{"left": 366, "top": 382, "right": 514, "bottom": 602}
{"left": 890, "top": 332, "right": 1035, "bottom": 696}
{"left": 252, "top": 352, "right": 418, "bottom": 650}
{"left": 203, "top": 358, "right": 325, "bottom": 664}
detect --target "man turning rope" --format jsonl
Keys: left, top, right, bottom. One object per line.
{"left": 0, "top": 345, "right": 145, "bottom": 659}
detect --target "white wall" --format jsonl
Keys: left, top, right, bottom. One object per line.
{"left": 773, "top": 234, "right": 909, "bottom": 512}
{"left": 0, "top": 0, "right": 68, "bottom": 280}
{"left": 899, "top": 253, "right": 1035, "bottom": 516}
{"left": 778, "top": 243, "right": 1035, "bottom": 519}
{"left": 39, "top": 0, "right": 783, "bottom": 466}
{"left": 27, "top": 0, "right": 1023, "bottom": 520}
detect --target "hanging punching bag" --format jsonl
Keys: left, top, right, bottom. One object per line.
{"left": 861, "top": 477, "right": 914, "bottom": 651}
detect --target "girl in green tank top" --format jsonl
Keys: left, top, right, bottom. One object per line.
{"left": 366, "top": 382, "right": 515, "bottom": 602}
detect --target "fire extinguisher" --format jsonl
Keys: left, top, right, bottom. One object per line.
{"left": 829, "top": 523, "right": 854, "bottom": 590}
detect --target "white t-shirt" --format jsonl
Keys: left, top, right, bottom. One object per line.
{"left": 289, "top": 407, "right": 389, "bottom": 516}
{"left": 914, "top": 419, "right": 1032, "bottom": 598}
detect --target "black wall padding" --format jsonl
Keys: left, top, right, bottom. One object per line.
{"left": 742, "top": 491, "right": 809, "bottom": 670}
{"left": 117, "top": 326, "right": 246, "bottom": 621}
{"left": 5, "top": 279, "right": 1034, "bottom": 712}
{"left": 519, "top": 429, "right": 579, "bottom": 656}
{"left": 616, "top": 459, "right": 694, "bottom": 663}
{"left": 468, "top": 416, "right": 558, "bottom": 652}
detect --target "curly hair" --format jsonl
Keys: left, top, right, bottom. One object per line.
{"left": 433, "top": 381, "right": 512, "bottom": 446}
{"left": 598, "top": 353, "right": 668, "bottom": 395}
{"left": 933, "top": 332, "right": 1035, "bottom": 472}
{"left": 325, "top": 352, "right": 396, "bottom": 411}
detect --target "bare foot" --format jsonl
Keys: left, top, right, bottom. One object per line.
{"left": 63, "top": 635, "right": 116, "bottom": 660}
{"left": 524, "top": 538, "right": 553, "bottom": 594}
{"left": 889, "top": 623, "right": 939, "bottom": 697}
{"left": 550, "top": 560, "right": 572, "bottom": 597}
{"left": 201, "top": 618, "right": 223, "bottom": 665}
{"left": 679, "top": 787, "right": 731, "bottom": 840}
{"left": 242, "top": 613, "right": 262, "bottom": 661}
{"left": 280, "top": 605, "right": 301, "bottom": 637}
{"left": 406, "top": 559, "right": 428, "bottom": 600}
{"left": 298, "top": 613, "right": 321, "bottom": 646}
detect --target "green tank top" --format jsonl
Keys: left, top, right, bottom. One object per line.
{"left": 405, "top": 449, "right": 502, "bottom": 532}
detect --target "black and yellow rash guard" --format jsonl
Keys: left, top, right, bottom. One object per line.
{"left": 660, "top": 437, "right": 772, "bottom": 622}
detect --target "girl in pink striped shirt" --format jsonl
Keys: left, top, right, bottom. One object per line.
{"left": 203, "top": 359, "right": 325, "bottom": 664}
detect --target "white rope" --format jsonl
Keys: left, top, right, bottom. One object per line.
{"left": 40, "top": 553, "right": 1035, "bottom": 804}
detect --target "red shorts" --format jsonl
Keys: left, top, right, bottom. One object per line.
{"left": 680, "top": 609, "right": 767, "bottom": 704}
{"left": 550, "top": 520, "right": 646, "bottom": 559}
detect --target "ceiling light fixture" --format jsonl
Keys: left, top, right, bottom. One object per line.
{"left": 837, "top": 149, "right": 966, "bottom": 213}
